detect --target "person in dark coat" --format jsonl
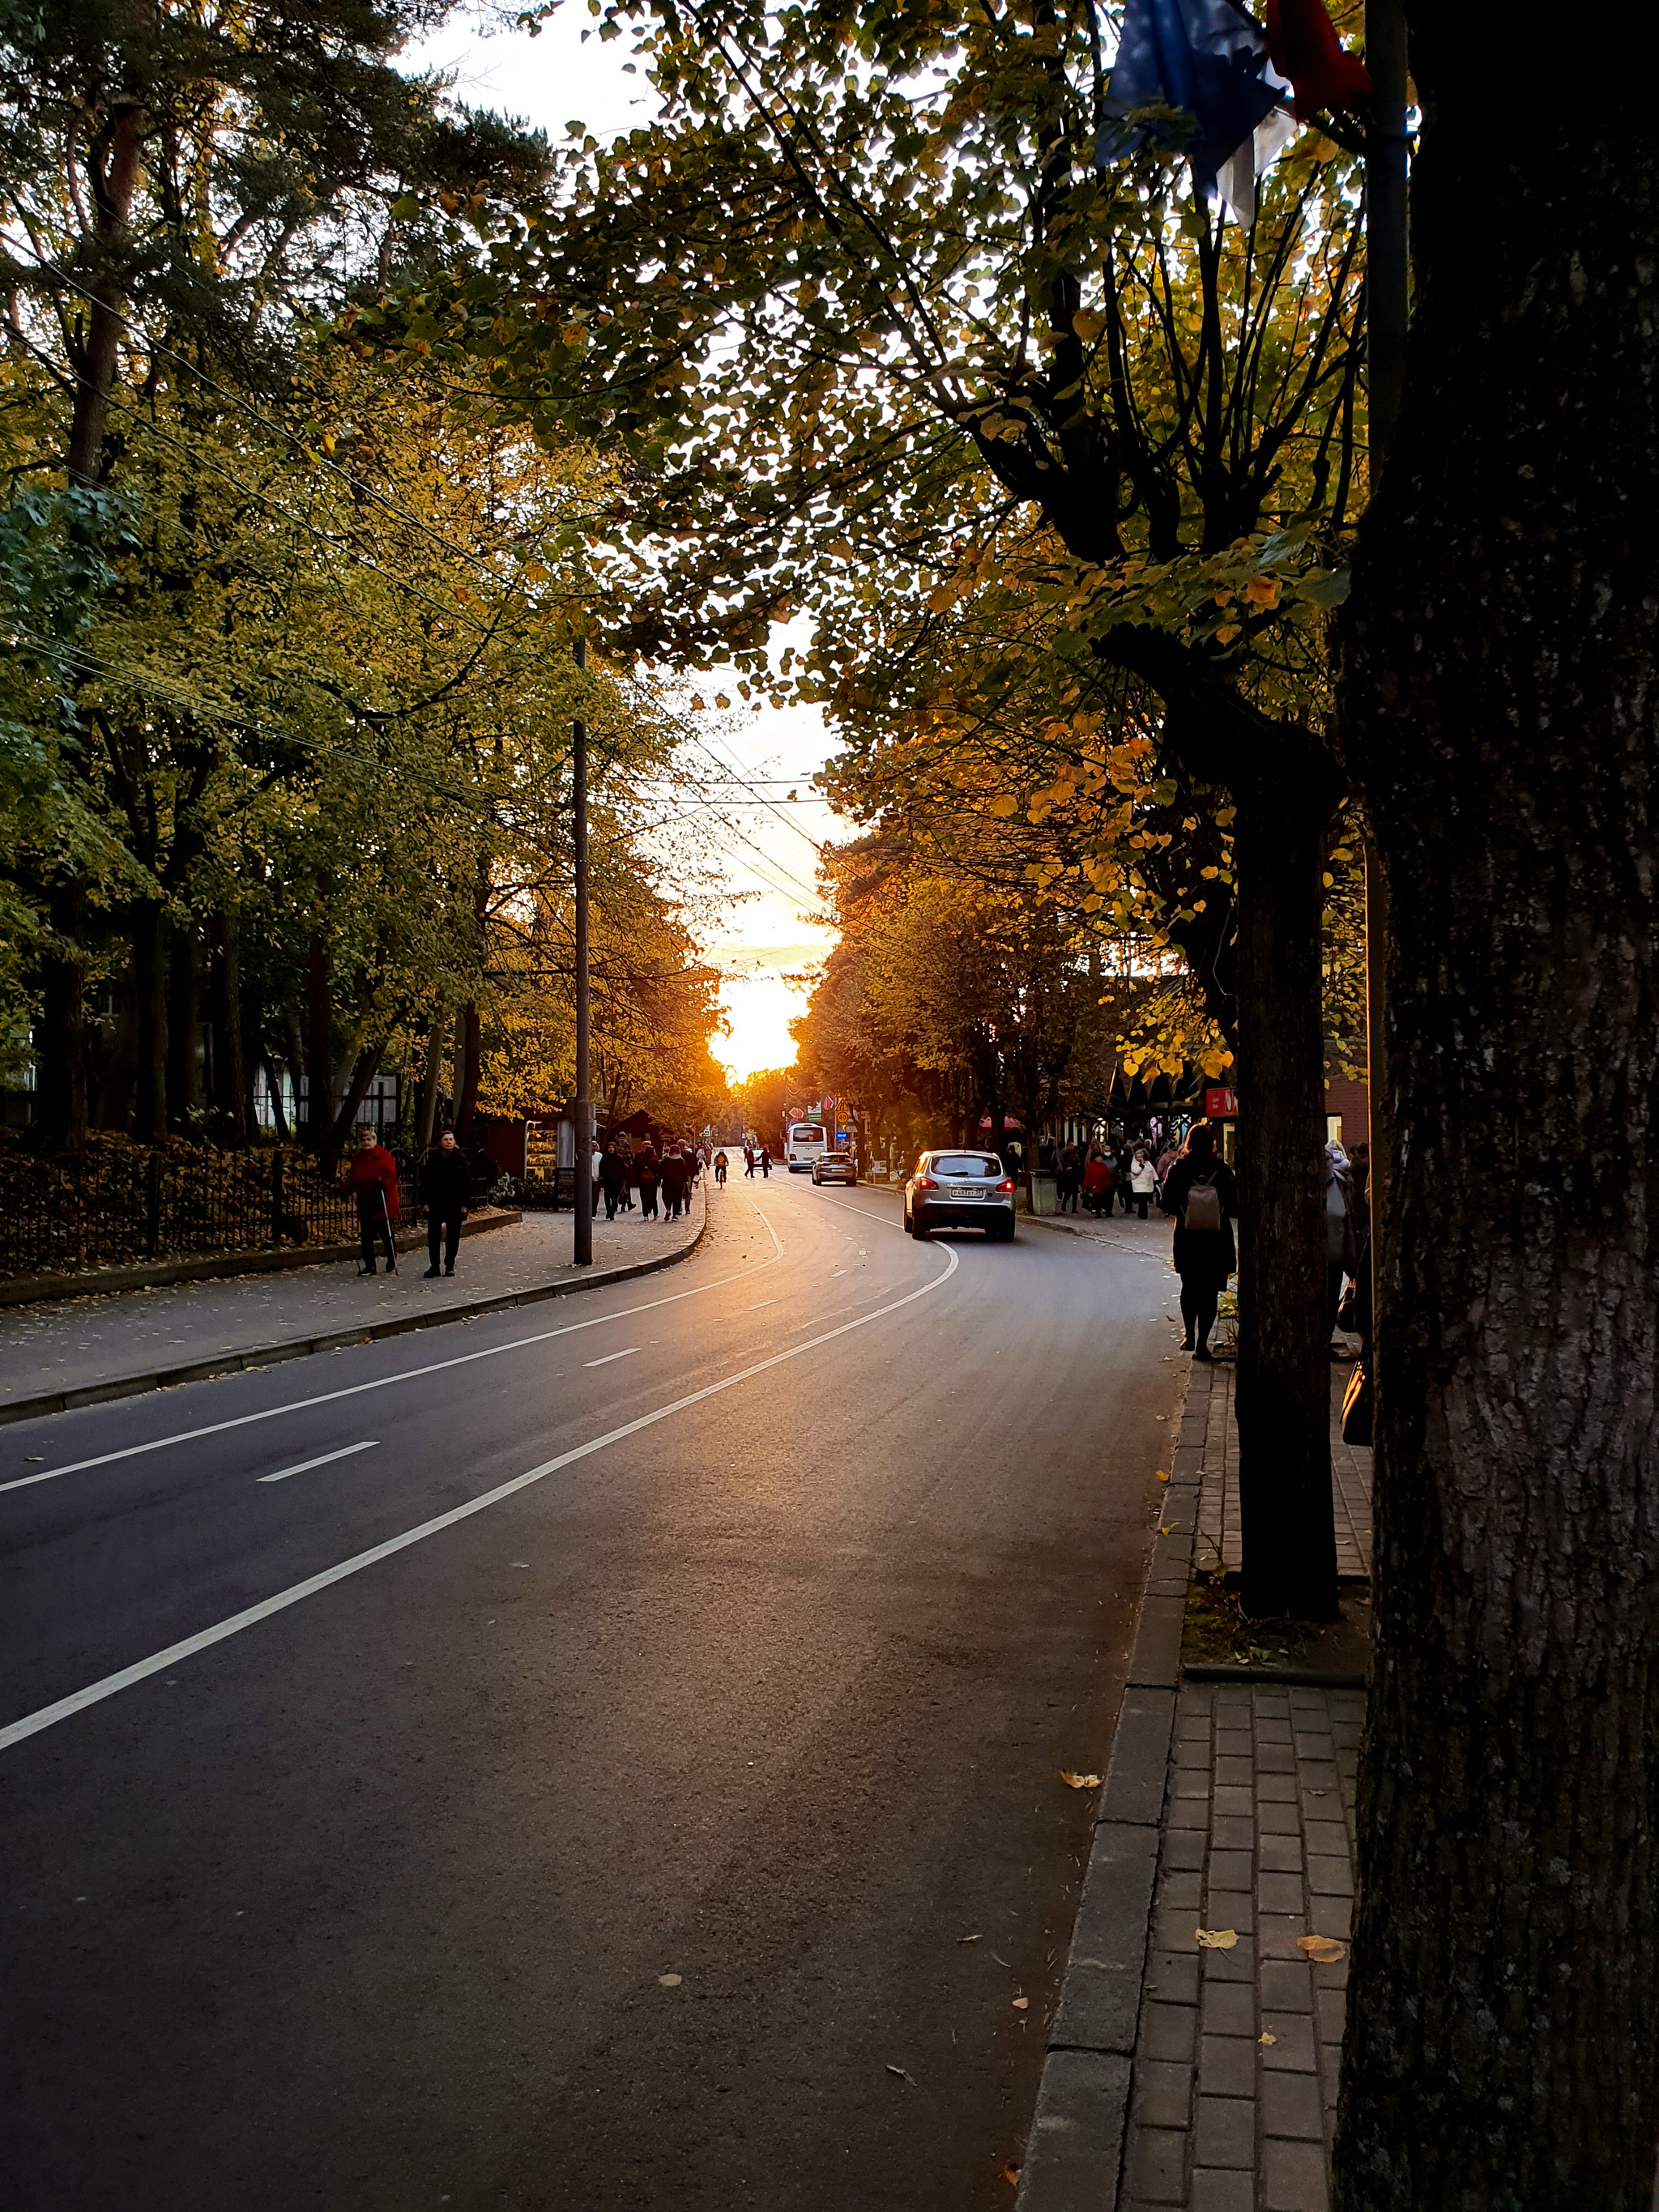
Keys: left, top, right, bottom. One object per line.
{"left": 343, "top": 1128, "right": 400, "bottom": 1276}
{"left": 638, "top": 1144, "right": 660, "bottom": 1220}
{"left": 599, "top": 1140, "right": 627, "bottom": 1221}
{"left": 1058, "top": 1142, "right": 1081, "bottom": 1213}
{"left": 421, "top": 1129, "right": 472, "bottom": 1277}
{"left": 660, "top": 1144, "right": 688, "bottom": 1221}
{"left": 744, "top": 1143, "right": 756, "bottom": 1178}
{"left": 1159, "top": 1124, "right": 1239, "bottom": 1362}
{"left": 758, "top": 1144, "right": 771, "bottom": 1178}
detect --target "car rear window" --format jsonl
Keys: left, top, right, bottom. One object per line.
{"left": 933, "top": 1155, "right": 1002, "bottom": 1177}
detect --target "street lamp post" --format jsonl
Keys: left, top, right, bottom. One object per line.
{"left": 574, "top": 637, "right": 593, "bottom": 1268}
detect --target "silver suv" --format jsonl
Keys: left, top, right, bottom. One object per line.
{"left": 902, "top": 1151, "right": 1017, "bottom": 1241}
{"left": 812, "top": 1151, "right": 857, "bottom": 1187}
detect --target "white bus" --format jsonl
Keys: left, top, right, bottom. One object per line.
{"left": 783, "top": 1121, "right": 827, "bottom": 1172}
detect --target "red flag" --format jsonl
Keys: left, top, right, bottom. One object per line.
{"left": 1265, "top": 0, "right": 1373, "bottom": 119}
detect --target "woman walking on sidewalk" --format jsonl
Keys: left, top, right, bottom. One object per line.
{"left": 1159, "top": 1123, "right": 1237, "bottom": 1361}
{"left": 342, "top": 1128, "right": 400, "bottom": 1276}
{"left": 1129, "top": 1144, "right": 1158, "bottom": 1220}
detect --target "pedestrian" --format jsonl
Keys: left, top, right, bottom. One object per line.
{"left": 421, "top": 1127, "right": 472, "bottom": 1277}
{"left": 1058, "top": 1141, "right": 1081, "bottom": 1213}
{"left": 1130, "top": 1144, "right": 1158, "bottom": 1220}
{"left": 1160, "top": 1123, "right": 1238, "bottom": 1362}
{"left": 759, "top": 1144, "right": 771, "bottom": 1178}
{"left": 1156, "top": 1136, "right": 1180, "bottom": 1187}
{"left": 714, "top": 1149, "right": 728, "bottom": 1187}
{"left": 660, "top": 1144, "right": 688, "bottom": 1221}
{"left": 1322, "top": 1141, "right": 1354, "bottom": 1350}
{"left": 615, "top": 1132, "right": 635, "bottom": 1210}
{"left": 1081, "top": 1144, "right": 1113, "bottom": 1218}
{"left": 591, "top": 1137, "right": 603, "bottom": 1217}
{"left": 744, "top": 1142, "right": 756, "bottom": 1178}
{"left": 1115, "top": 1138, "right": 1137, "bottom": 1213}
{"left": 599, "top": 1140, "right": 626, "bottom": 1221}
{"left": 342, "top": 1126, "right": 400, "bottom": 1276}
{"left": 638, "top": 1143, "right": 659, "bottom": 1221}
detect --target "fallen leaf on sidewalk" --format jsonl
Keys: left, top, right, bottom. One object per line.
{"left": 1000, "top": 2165, "right": 1021, "bottom": 2187}
{"left": 657, "top": 1973, "right": 682, "bottom": 1987}
{"left": 23, "top": 1455, "right": 42, "bottom": 1463}
{"left": 1011, "top": 1996, "right": 1029, "bottom": 2010}
{"left": 958, "top": 1933, "right": 982, "bottom": 1943}
{"left": 1058, "top": 1771, "right": 1102, "bottom": 1790}
{"left": 1298, "top": 1935, "right": 1347, "bottom": 1963}
{"left": 1157, "top": 1469, "right": 1170, "bottom": 1482}
{"left": 1195, "top": 1928, "right": 1239, "bottom": 1950}
{"left": 886, "top": 2064, "right": 917, "bottom": 2086}
{"left": 1259, "top": 2030, "right": 1277, "bottom": 2046}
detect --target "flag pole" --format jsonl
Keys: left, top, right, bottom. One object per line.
{"left": 574, "top": 636, "right": 593, "bottom": 1268}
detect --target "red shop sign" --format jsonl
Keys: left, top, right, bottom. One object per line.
{"left": 1204, "top": 1087, "right": 1239, "bottom": 1119}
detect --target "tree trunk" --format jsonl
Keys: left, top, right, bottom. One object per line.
{"left": 207, "top": 910, "right": 249, "bottom": 1144}
{"left": 34, "top": 879, "right": 89, "bottom": 1150}
{"left": 164, "top": 918, "right": 200, "bottom": 1130}
{"left": 1231, "top": 777, "right": 1340, "bottom": 1620}
{"left": 130, "top": 901, "right": 168, "bottom": 1144}
{"left": 304, "top": 930, "right": 331, "bottom": 1149}
{"left": 454, "top": 1003, "right": 481, "bottom": 1141}
{"left": 1332, "top": 33, "right": 1659, "bottom": 2206}
{"left": 65, "top": 101, "right": 145, "bottom": 488}
{"left": 416, "top": 1014, "right": 444, "bottom": 1150}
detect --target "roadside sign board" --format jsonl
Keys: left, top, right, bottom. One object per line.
{"left": 1204, "top": 1087, "right": 1239, "bottom": 1119}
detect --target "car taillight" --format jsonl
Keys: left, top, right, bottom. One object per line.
{"left": 998, "top": 1178, "right": 1015, "bottom": 1192}
{"left": 917, "top": 1175, "right": 938, "bottom": 1190}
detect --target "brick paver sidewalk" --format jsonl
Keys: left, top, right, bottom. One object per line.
{"left": 1192, "top": 1361, "right": 1373, "bottom": 1579}
{"left": 1118, "top": 1362, "right": 1371, "bottom": 2211}
{"left": 0, "top": 1187, "right": 710, "bottom": 1413}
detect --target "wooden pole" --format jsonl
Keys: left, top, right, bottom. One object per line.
{"left": 574, "top": 637, "right": 593, "bottom": 1267}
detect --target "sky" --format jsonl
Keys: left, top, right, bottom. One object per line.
{"left": 407, "top": 6, "right": 846, "bottom": 1083}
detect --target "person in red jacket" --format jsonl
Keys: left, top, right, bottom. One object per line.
{"left": 342, "top": 1128, "right": 400, "bottom": 1275}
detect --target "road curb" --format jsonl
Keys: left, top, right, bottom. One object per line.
{"left": 0, "top": 1189, "right": 711, "bottom": 1429}
{"left": 1017, "top": 1357, "right": 1205, "bottom": 2212}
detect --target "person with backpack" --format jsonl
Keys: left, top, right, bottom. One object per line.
{"left": 713, "top": 1149, "right": 728, "bottom": 1187}
{"left": 637, "top": 1143, "right": 660, "bottom": 1221}
{"left": 1159, "top": 1123, "right": 1239, "bottom": 1361}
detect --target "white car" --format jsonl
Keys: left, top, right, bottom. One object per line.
{"left": 902, "top": 1151, "right": 1017, "bottom": 1240}
{"left": 811, "top": 1151, "right": 857, "bottom": 1187}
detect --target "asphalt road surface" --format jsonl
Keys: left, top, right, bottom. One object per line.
{"left": 0, "top": 1175, "right": 1179, "bottom": 2211}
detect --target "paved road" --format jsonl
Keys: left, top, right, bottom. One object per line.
{"left": 0, "top": 1176, "right": 1179, "bottom": 2211}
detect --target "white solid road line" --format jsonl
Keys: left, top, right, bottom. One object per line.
{"left": 257, "top": 1441, "right": 379, "bottom": 1485}
{"left": 0, "top": 1209, "right": 787, "bottom": 1499}
{"left": 582, "top": 1347, "right": 640, "bottom": 1368}
{"left": 0, "top": 1234, "right": 957, "bottom": 1755}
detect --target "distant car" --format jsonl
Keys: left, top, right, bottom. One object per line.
{"left": 903, "top": 1151, "right": 1017, "bottom": 1241}
{"left": 812, "top": 1151, "right": 857, "bottom": 1187}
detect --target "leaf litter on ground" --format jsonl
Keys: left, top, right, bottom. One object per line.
{"left": 1059, "top": 1770, "right": 1102, "bottom": 1790}
{"left": 1195, "top": 1927, "right": 1239, "bottom": 1950}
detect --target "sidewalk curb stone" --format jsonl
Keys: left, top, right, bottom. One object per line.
{"left": 0, "top": 1190, "right": 710, "bottom": 1427}
{"left": 1017, "top": 1362, "right": 1196, "bottom": 2212}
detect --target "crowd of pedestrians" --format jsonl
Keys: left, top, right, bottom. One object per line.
{"left": 594, "top": 1132, "right": 715, "bottom": 1223}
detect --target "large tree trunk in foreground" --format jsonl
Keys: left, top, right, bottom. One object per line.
{"left": 1232, "top": 776, "right": 1339, "bottom": 1620}
{"left": 1333, "top": 32, "right": 1659, "bottom": 2207}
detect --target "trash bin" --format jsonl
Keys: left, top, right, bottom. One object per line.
{"left": 1030, "top": 1171, "right": 1057, "bottom": 1217}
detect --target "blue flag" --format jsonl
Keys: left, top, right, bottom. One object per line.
{"left": 1098, "top": 0, "right": 1292, "bottom": 221}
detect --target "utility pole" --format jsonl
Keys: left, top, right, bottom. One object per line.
{"left": 573, "top": 637, "right": 593, "bottom": 1267}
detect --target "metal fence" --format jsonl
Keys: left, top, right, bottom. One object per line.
{"left": 0, "top": 1141, "right": 429, "bottom": 1280}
